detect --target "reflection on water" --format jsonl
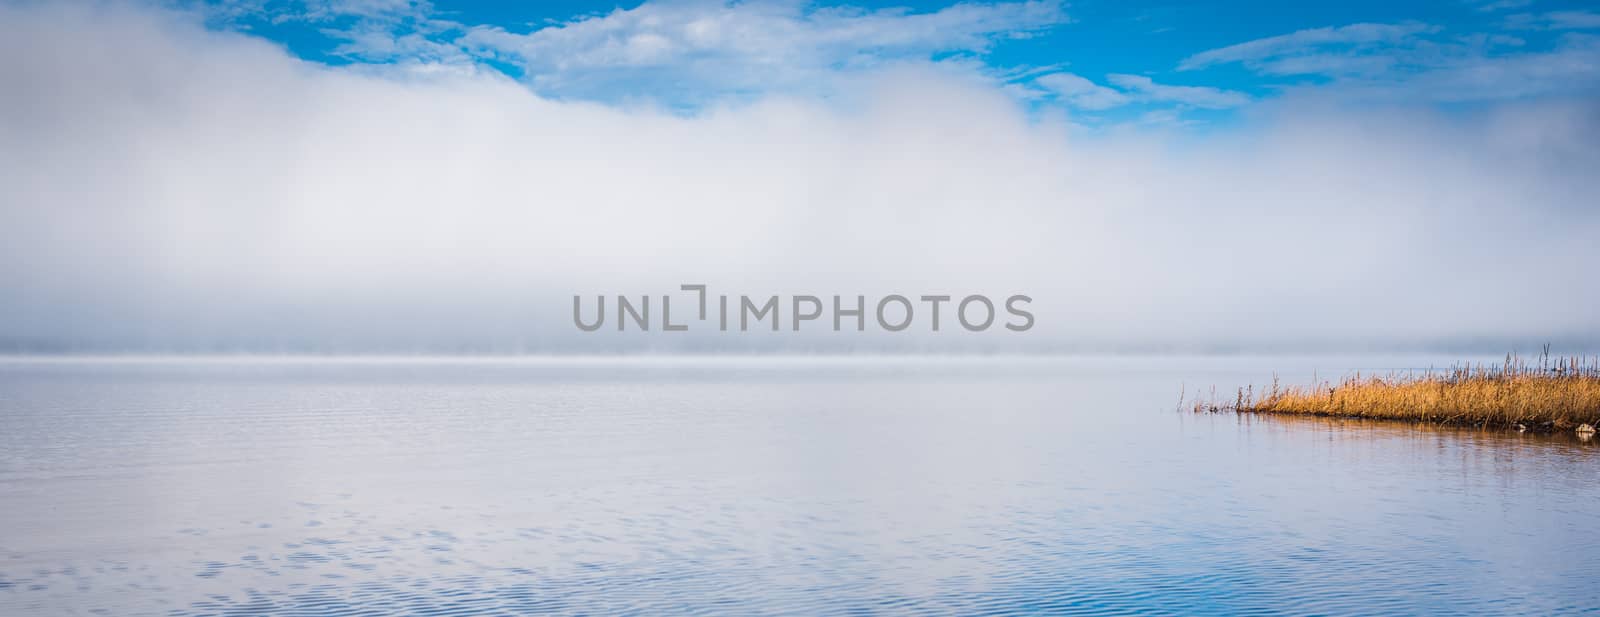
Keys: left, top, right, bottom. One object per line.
{"left": 1233, "top": 409, "right": 1599, "bottom": 451}
{"left": 0, "top": 356, "right": 1596, "bottom": 615}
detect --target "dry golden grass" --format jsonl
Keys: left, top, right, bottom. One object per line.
{"left": 1193, "top": 351, "right": 1600, "bottom": 433}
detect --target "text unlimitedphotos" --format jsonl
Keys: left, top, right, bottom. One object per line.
{"left": 575, "top": 285, "right": 1033, "bottom": 333}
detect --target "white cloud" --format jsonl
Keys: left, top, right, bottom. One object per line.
{"left": 2, "top": 2, "right": 1598, "bottom": 352}
{"left": 1105, "top": 73, "right": 1250, "bottom": 108}
{"left": 1033, "top": 72, "right": 1129, "bottom": 110}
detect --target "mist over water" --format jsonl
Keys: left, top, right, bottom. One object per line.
{"left": 2, "top": 356, "right": 1596, "bottom": 615}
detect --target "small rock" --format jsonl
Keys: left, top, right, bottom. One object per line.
{"left": 1577, "top": 423, "right": 1596, "bottom": 435}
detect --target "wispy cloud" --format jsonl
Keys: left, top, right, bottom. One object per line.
{"left": 298, "top": 0, "right": 430, "bottom": 20}
{"left": 199, "top": 0, "right": 1077, "bottom": 106}
{"left": 1105, "top": 73, "right": 1250, "bottom": 108}
{"left": 1032, "top": 72, "right": 1249, "bottom": 112}
{"left": 1033, "top": 72, "right": 1129, "bottom": 109}
{"left": 199, "top": 0, "right": 1077, "bottom": 107}
{"left": 1504, "top": 11, "right": 1600, "bottom": 31}
{"left": 186, "top": 0, "right": 1600, "bottom": 122}
{"left": 205, "top": 0, "right": 1279, "bottom": 121}
{"left": 1179, "top": 19, "right": 1600, "bottom": 103}
{"left": 1319, "top": 35, "right": 1600, "bottom": 103}
{"left": 1466, "top": 0, "right": 1533, "bottom": 13}
{"left": 1178, "top": 22, "right": 1438, "bottom": 72}
{"left": 451, "top": 0, "right": 1068, "bottom": 102}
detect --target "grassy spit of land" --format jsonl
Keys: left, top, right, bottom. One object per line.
{"left": 1192, "top": 351, "right": 1600, "bottom": 435}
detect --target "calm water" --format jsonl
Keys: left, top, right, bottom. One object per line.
{"left": 1, "top": 356, "right": 1596, "bottom": 615}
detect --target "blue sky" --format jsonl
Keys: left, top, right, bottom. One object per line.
{"left": 205, "top": 0, "right": 1600, "bottom": 124}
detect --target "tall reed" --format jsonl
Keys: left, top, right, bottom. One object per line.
{"left": 1193, "top": 348, "right": 1600, "bottom": 433}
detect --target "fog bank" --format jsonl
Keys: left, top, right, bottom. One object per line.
{"left": 2, "top": 3, "right": 1597, "bottom": 354}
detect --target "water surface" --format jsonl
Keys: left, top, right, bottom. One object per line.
{"left": 1, "top": 356, "right": 1595, "bottom": 615}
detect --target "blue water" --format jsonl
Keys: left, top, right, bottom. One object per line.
{"left": 0, "top": 356, "right": 1596, "bottom": 615}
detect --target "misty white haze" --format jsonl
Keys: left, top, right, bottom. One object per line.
{"left": 1, "top": 2, "right": 1597, "bottom": 354}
